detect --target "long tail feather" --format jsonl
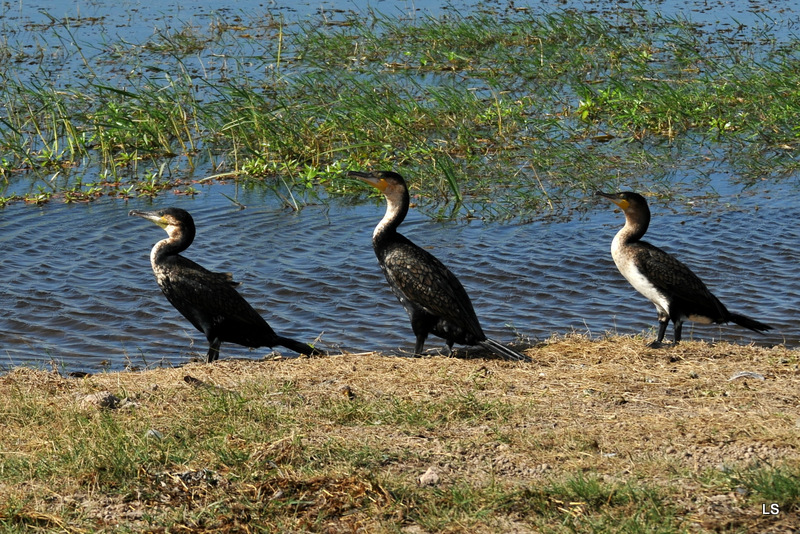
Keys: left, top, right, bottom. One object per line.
{"left": 276, "top": 336, "right": 323, "bottom": 356}
{"left": 479, "top": 338, "right": 531, "bottom": 362}
{"left": 729, "top": 313, "right": 772, "bottom": 334}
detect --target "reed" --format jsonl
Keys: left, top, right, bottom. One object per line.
{"left": 0, "top": 7, "right": 797, "bottom": 217}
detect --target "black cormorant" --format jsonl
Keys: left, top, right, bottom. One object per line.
{"left": 130, "top": 207, "right": 321, "bottom": 361}
{"left": 596, "top": 191, "right": 772, "bottom": 347}
{"left": 349, "top": 170, "right": 530, "bottom": 362}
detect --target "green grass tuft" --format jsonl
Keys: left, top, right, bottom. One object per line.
{"left": 0, "top": 7, "right": 798, "bottom": 215}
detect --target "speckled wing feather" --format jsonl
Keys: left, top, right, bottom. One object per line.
{"left": 157, "top": 255, "right": 276, "bottom": 344}
{"left": 379, "top": 237, "right": 484, "bottom": 338}
{"left": 633, "top": 241, "right": 728, "bottom": 320}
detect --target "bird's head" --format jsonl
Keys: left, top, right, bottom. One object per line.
{"left": 347, "top": 170, "right": 408, "bottom": 198}
{"left": 129, "top": 207, "right": 196, "bottom": 241}
{"left": 595, "top": 191, "right": 649, "bottom": 213}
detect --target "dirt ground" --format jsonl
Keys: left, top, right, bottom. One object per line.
{"left": 1, "top": 335, "right": 798, "bottom": 532}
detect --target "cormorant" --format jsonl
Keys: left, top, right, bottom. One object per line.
{"left": 596, "top": 191, "right": 772, "bottom": 347}
{"left": 129, "top": 207, "right": 320, "bottom": 361}
{"left": 349, "top": 170, "right": 530, "bottom": 362}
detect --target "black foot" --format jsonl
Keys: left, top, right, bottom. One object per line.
{"left": 648, "top": 340, "right": 679, "bottom": 349}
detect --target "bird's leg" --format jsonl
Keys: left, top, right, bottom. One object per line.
{"left": 672, "top": 320, "right": 683, "bottom": 344}
{"left": 445, "top": 340, "right": 455, "bottom": 357}
{"left": 206, "top": 337, "right": 222, "bottom": 363}
{"left": 649, "top": 318, "right": 669, "bottom": 348}
{"left": 413, "top": 333, "right": 427, "bottom": 357}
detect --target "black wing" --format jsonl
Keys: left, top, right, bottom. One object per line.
{"left": 158, "top": 255, "right": 274, "bottom": 342}
{"left": 634, "top": 241, "right": 729, "bottom": 320}
{"left": 380, "top": 237, "right": 484, "bottom": 338}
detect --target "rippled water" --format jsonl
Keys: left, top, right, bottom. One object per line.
{"left": 8, "top": 0, "right": 798, "bottom": 91}
{"left": 1, "top": 0, "right": 798, "bottom": 371}
{"left": 1, "top": 177, "right": 797, "bottom": 372}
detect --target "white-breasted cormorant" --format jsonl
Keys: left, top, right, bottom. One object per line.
{"left": 349, "top": 170, "right": 530, "bottom": 362}
{"left": 130, "top": 207, "right": 321, "bottom": 361}
{"left": 597, "top": 191, "right": 772, "bottom": 347}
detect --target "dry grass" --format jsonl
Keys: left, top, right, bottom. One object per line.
{"left": 0, "top": 335, "right": 798, "bottom": 532}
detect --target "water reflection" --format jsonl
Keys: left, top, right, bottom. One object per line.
{"left": 1, "top": 180, "right": 796, "bottom": 372}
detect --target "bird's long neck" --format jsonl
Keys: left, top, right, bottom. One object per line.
{"left": 615, "top": 208, "right": 649, "bottom": 246}
{"left": 150, "top": 227, "right": 194, "bottom": 269}
{"left": 373, "top": 189, "right": 409, "bottom": 245}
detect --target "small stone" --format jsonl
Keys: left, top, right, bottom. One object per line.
{"left": 146, "top": 429, "right": 164, "bottom": 440}
{"left": 728, "top": 371, "right": 765, "bottom": 381}
{"left": 419, "top": 467, "right": 440, "bottom": 487}
{"left": 80, "top": 391, "right": 120, "bottom": 409}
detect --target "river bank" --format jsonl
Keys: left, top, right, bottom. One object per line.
{"left": 1, "top": 335, "right": 797, "bottom": 532}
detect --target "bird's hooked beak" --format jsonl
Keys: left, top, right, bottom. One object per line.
{"left": 348, "top": 170, "right": 388, "bottom": 192}
{"left": 129, "top": 209, "right": 168, "bottom": 229}
{"left": 595, "top": 191, "right": 629, "bottom": 211}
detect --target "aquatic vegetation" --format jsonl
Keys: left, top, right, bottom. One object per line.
{"left": 0, "top": 6, "right": 798, "bottom": 217}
